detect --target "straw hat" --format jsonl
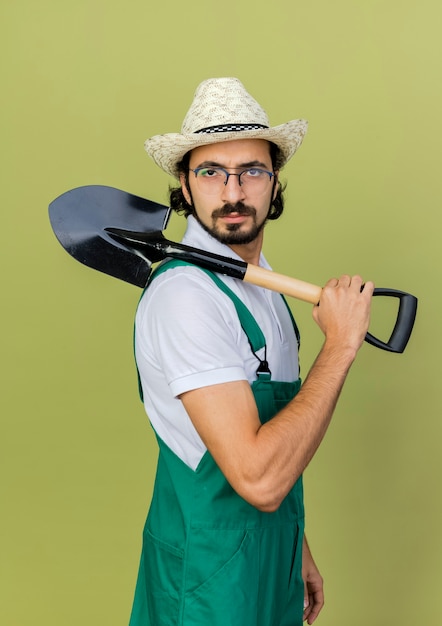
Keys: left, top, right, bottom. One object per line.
{"left": 145, "top": 77, "right": 308, "bottom": 179}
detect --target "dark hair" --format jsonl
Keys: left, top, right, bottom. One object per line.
{"left": 168, "top": 142, "right": 286, "bottom": 221}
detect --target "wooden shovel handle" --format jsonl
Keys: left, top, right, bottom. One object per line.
{"left": 244, "top": 264, "right": 322, "bottom": 304}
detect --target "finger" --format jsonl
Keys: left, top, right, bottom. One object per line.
{"left": 339, "top": 274, "right": 371, "bottom": 293}
{"left": 303, "top": 586, "right": 310, "bottom": 613}
{"left": 306, "top": 591, "right": 325, "bottom": 624}
{"left": 337, "top": 274, "right": 352, "bottom": 287}
{"left": 303, "top": 594, "right": 310, "bottom": 618}
{"left": 348, "top": 274, "right": 363, "bottom": 289}
{"left": 324, "top": 277, "right": 339, "bottom": 288}
{"left": 303, "top": 595, "right": 315, "bottom": 623}
{"left": 361, "top": 279, "right": 375, "bottom": 295}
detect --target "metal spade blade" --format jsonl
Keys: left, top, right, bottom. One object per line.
{"left": 49, "top": 185, "right": 171, "bottom": 287}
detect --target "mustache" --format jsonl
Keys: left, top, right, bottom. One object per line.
{"left": 212, "top": 203, "right": 256, "bottom": 218}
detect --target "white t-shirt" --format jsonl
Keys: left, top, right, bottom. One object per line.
{"left": 135, "top": 216, "right": 300, "bottom": 470}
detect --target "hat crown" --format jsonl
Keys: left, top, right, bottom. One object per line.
{"left": 181, "top": 78, "right": 270, "bottom": 134}
{"left": 145, "top": 77, "right": 307, "bottom": 179}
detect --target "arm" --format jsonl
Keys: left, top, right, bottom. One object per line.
{"left": 180, "top": 274, "right": 374, "bottom": 511}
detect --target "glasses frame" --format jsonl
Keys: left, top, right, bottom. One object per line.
{"left": 189, "top": 166, "right": 275, "bottom": 189}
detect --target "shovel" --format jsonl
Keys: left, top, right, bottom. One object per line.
{"left": 49, "top": 185, "right": 418, "bottom": 353}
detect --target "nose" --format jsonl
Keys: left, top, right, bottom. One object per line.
{"left": 220, "top": 173, "right": 246, "bottom": 203}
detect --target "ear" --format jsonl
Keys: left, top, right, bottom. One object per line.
{"left": 180, "top": 172, "right": 192, "bottom": 206}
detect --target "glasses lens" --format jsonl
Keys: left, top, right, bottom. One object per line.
{"left": 193, "top": 168, "right": 272, "bottom": 195}
{"left": 239, "top": 169, "right": 272, "bottom": 193}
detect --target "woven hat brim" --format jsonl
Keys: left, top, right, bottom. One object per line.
{"left": 145, "top": 119, "right": 308, "bottom": 179}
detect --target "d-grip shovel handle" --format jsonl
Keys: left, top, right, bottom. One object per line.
{"left": 364, "top": 288, "right": 418, "bottom": 353}
{"left": 243, "top": 265, "right": 417, "bottom": 353}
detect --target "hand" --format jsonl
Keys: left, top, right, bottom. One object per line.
{"left": 312, "top": 274, "right": 374, "bottom": 353}
{"left": 302, "top": 538, "right": 324, "bottom": 624}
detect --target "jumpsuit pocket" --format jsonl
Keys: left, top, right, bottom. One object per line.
{"left": 142, "top": 528, "right": 185, "bottom": 626}
{"left": 183, "top": 530, "right": 259, "bottom": 625}
{"left": 183, "top": 523, "right": 306, "bottom": 626}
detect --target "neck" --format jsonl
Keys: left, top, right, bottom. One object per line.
{"left": 227, "top": 231, "right": 264, "bottom": 266}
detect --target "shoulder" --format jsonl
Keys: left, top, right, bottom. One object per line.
{"left": 140, "top": 265, "right": 234, "bottom": 314}
{"left": 135, "top": 264, "right": 251, "bottom": 389}
{"left": 136, "top": 264, "right": 242, "bottom": 343}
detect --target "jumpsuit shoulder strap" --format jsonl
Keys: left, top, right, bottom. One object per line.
{"left": 135, "top": 259, "right": 271, "bottom": 401}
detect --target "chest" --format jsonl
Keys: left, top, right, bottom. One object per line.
{"left": 217, "top": 275, "right": 300, "bottom": 382}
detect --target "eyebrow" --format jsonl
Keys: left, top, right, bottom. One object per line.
{"left": 193, "top": 160, "right": 271, "bottom": 170}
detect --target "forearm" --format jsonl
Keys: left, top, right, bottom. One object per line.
{"left": 244, "top": 341, "right": 357, "bottom": 510}
{"left": 241, "top": 275, "right": 373, "bottom": 510}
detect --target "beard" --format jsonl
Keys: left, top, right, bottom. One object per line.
{"left": 194, "top": 202, "right": 268, "bottom": 245}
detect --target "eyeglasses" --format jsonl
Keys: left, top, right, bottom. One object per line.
{"left": 189, "top": 167, "right": 274, "bottom": 195}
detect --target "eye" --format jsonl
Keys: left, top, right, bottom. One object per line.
{"left": 244, "top": 168, "right": 265, "bottom": 178}
{"left": 197, "top": 168, "right": 222, "bottom": 178}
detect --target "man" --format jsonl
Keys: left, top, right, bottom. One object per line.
{"left": 130, "top": 78, "right": 373, "bottom": 626}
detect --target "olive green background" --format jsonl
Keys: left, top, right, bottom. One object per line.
{"left": 1, "top": 1, "right": 440, "bottom": 624}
